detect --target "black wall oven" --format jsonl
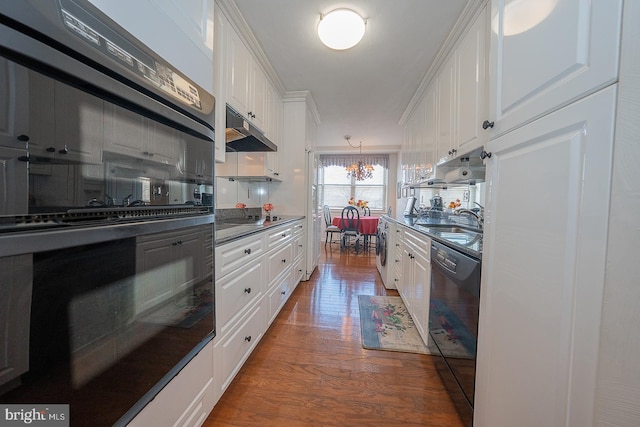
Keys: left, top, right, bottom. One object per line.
{"left": 0, "top": 1, "right": 215, "bottom": 425}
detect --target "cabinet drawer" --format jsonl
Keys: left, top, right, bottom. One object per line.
{"left": 292, "top": 221, "right": 304, "bottom": 235}
{"left": 215, "top": 234, "right": 263, "bottom": 279}
{"left": 293, "top": 234, "right": 304, "bottom": 260}
{"left": 266, "top": 224, "right": 293, "bottom": 250}
{"left": 266, "top": 242, "right": 293, "bottom": 285}
{"left": 216, "top": 260, "right": 263, "bottom": 335}
{"left": 216, "top": 302, "right": 264, "bottom": 392}
{"left": 404, "top": 230, "right": 430, "bottom": 260}
{"left": 293, "top": 255, "right": 304, "bottom": 285}
{"left": 267, "top": 269, "right": 291, "bottom": 325}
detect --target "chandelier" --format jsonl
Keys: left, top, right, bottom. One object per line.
{"left": 344, "top": 135, "right": 374, "bottom": 181}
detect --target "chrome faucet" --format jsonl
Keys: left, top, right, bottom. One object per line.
{"left": 454, "top": 208, "right": 483, "bottom": 229}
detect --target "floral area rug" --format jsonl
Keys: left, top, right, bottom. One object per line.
{"left": 358, "top": 295, "right": 474, "bottom": 358}
{"left": 358, "top": 295, "right": 430, "bottom": 354}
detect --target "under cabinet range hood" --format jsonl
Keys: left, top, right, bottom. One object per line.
{"left": 215, "top": 151, "right": 281, "bottom": 182}
{"left": 444, "top": 166, "right": 485, "bottom": 184}
{"left": 225, "top": 105, "right": 277, "bottom": 152}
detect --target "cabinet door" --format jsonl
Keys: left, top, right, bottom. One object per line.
{"left": 456, "top": 7, "right": 487, "bottom": 154}
{"left": 26, "top": 70, "right": 55, "bottom": 159}
{"left": 172, "top": 229, "right": 203, "bottom": 295}
{"left": 135, "top": 238, "right": 174, "bottom": 314}
{"left": 0, "top": 58, "right": 29, "bottom": 149}
{"left": 422, "top": 85, "right": 437, "bottom": 180}
{"left": 147, "top": 120, "right": 180, "bottom": 165}
{"left": 249, "top": 62, "right": 267, "bottom": 132}
{"left": 226, "top": 28, "right": 251, "bottom": 116}
{"left": 436, "top": 56, "right": 456, "bottom": 164}
{"left": 475, "top": 86, "right": 616, "bottom": 427}
{"left": 488, "top": 0, "right": 622, "bottom": 138}
{"left": 103, "top": 103, "right": 148, "bottom": 158}
{"left": 54, "top": 81, "right": 103, "bottom": 164}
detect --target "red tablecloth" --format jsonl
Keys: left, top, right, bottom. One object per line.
{"left": 332, "top": 216, "right": 379, "bottom": 235}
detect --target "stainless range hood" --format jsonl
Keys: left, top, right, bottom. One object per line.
{"left": 225, "top": 105, "right": 277, "bottom": 152}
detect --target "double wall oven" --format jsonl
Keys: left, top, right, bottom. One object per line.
{"left": 0, "top": 1, "right": 215, "bottom": 425}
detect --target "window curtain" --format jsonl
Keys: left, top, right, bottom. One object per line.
{"left": 319, "top": 154, "right": 389, "bottom": 169}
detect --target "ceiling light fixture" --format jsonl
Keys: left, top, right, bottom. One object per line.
{"left": 344, "top": 135, "right": 374, "bottom": 181}
{"left": 318, "top": 9, "right": 366, "bottom": 50}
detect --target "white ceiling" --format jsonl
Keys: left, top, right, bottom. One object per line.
{"left": 228, "top": 0, "right": 469, "bottom": 153}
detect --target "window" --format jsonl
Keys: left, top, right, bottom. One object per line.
{"left": 319, "top": 155, "right": 389, "bottom": 211}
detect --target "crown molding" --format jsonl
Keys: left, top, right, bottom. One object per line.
{"left": 283, "top": 90, "right": 322, "bottom": 126}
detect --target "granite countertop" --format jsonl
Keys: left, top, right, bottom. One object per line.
{"left": 215, "top": 215, "right": 305, "bottom": 245}
{"left": 385, "top": 213, "right": 482, "bottom": 259}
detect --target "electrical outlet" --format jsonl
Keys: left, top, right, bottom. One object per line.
{"left": 463, "top": 190, "right": 470, "bottom": 202}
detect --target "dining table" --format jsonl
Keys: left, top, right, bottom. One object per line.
{"left": 332, "top": 216, "right": 379, "bottom": 235}
{"left": 332, "top": 215, "right": 379, "bottom": 249}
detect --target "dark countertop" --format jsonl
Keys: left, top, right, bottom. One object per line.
{"left": 215, "top": 215, "right": 305, "bottom": 245}
{"left": 384, "top": 214, "right": 482, "bottom": 259}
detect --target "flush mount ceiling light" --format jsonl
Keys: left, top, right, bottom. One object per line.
{"left": 318, "top": 9, "right": 366, "bottom": 50}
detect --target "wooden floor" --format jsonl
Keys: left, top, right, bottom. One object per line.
{"left": 203, "top": 244, "right": 466, "bottom": 427}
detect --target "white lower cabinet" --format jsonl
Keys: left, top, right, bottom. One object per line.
{"left": 397, "top": 226, "right": 431, "bottom": 346}
{"left": 266, "top": 268, "right": 292, "bottom": 325}
{"left": 475, "top": 86, "right": 616, "bottom": 427}
{"left": 215, "top": 259, "right": 263, "bottom": 337}
{"left": 212, "top": 219, "right": 303, "bottom": 402}
{"left": 214, "top": 300, "right": 265, "bottom": 394}
{"left": 128, "top": 343, "right": 216, "bottom": 427}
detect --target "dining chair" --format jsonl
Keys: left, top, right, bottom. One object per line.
{"left": 340, "top": 206, "right": 362, "bottom": 253}
{"left": 323, "top": 205, "right": 341, "bottom": 245}
{"left": 361, "top": 206, "right": 371, "bottom": 216}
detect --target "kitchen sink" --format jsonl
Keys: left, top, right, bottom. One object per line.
{"left": 416, "top": 224, "right": 482, "bottom": 234}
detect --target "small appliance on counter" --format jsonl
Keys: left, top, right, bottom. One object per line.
{"left": 403, "top": 196, "right": 417, "bottom": 216}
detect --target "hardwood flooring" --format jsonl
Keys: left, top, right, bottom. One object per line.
{"left": 204, "top": 245, "right": 467, "bottom": 426}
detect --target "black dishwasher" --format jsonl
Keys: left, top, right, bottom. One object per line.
{"left": 429, "top": 239, "right": 481, "bottom": 425}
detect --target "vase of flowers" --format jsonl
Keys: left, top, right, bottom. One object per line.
{"left": 263, "top": 203, "right": 273, "bottom": 220}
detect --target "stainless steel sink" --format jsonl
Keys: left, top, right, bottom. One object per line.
{"left": 416, "top": 224, "right": 482, "bottom": 234}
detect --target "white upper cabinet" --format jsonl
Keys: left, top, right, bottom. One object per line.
{"left": 456, "top": 7, "right": 488, "bottom": 155}
{"left": 226, "top": 27, "right": 251, "bottom": 117}
{"left": 487, "top": 0, "right": 622, "bottom": 138}
{"left": 225, "top": 25, "right": 268, "bottom": 133}
{"left": 436, "top": 55, "right": 456, "bottom": 165}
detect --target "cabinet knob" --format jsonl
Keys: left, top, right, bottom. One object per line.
{"left": 282, "top": 233, "right": 287, "bottom": 237}
{"left": 480, "top": 150, "right": 492, "bottom": 159}
{"left": 244, "top": 287, "right": 251, "bottom": 294}
{"left": 482, "top": 120, "right": 495, "bottom": 130}
{"left": 17, "top": 134, "right": 30, "bottom": 142}
{"left": 58, "top": 145, "right": 68, "bottom": 154}
{"left": 244, "top": 248, "right": 252, "bottom": 255}
{"left": 244, "top": 336, "right": 252, "bottom": 342}
{"left": 281, "top": 290, "right": 286, "bottom": 295}
{"left": 46, "top": 146, "right": 56, "bottom": 153}
{"left": 281, "top": 259, "right": 287, "bottom": 263}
